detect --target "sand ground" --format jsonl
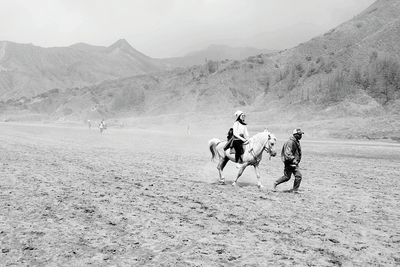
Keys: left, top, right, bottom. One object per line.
{"left": 0, "top": 123, "right": 399, "bottom": 266}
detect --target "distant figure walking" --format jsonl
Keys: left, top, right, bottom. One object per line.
{"left": 187, "top": 124, "right": 191, "bottom": 136}
{"left": 87, "top": 120, "right": 91, "bottom": 129}
{"left": 273, "top": 128, "right": 304, "bottom": 192}
{"left": 99, "top": 119, "right": 107, "bottom": 134}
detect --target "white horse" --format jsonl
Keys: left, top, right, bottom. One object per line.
{"left": 208, "top": 130, "right": 277, "bottom": 188}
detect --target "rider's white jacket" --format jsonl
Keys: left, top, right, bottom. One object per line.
{"left": 233, "top": 121, "right": 249, "bottom": 142}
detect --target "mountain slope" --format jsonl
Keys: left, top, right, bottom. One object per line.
{"left": 161, "top": 44, "right": 274, "bottom": 68}
{"left": 0, "top": 39, "right": 163, "bottom": 100}
{"left": 241, "top": 0, "right": 400, "bottom": 112}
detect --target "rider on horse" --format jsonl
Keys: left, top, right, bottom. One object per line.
{"left": 209, "top": 126, "right": 277, "bottom": 188}
{"left": 232, "top": 110, "right": 249, "bottom": 167}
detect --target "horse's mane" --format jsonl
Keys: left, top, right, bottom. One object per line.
{"left": 248, "top": 131, "right": 276, "bottom": 149}
{"left": 250, "top": 131, "right": 272, "bottom": 142}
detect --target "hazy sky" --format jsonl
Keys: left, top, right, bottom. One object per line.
{"left": 0, "top": 0, "right": 375, "bottom": 58}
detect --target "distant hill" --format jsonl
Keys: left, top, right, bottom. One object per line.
{"left": 1, "top": 0, "right": 400, "bottom": 140}
{"left": 0, "top": 39, "right": 163, "bottom": 99}
{"left": 161, "top": 44, "right": 274, "bottom": 68}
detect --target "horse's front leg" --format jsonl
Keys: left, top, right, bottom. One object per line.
{"left": 254, "top": 165, "right": 263, "bottom": 189}
{"left": 232, "top": 163, "right": 248, "bottom": 186}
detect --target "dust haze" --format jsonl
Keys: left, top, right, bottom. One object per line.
{"left": 1, "top": 0, "right": 399, "bottom": 266}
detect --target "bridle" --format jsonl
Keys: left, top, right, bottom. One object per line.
{"left": 264, "top": 139, "right": 273, "bottom": 154}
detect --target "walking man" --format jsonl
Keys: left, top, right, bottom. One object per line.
{"left": 273, "top": 128, "right": 304, "bottom": 192}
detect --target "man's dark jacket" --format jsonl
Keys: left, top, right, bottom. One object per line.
{"left": 281, "top": 136, "right": 302, "bottom": 165}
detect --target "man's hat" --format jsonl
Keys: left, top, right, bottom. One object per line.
{"left": 293, "top": 128, "right": 304, "bottom": 135}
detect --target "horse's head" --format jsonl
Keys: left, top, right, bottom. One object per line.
{"left": 264, "top": 132, "right": 277, "bottom": 157}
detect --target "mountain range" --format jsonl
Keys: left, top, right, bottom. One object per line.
{"left": 1, "top": 0, "right": 399, "bottom": 140}
{"left": 0, "top": 40, "right": 272, "bottom": 100}
{"left": 0, "top": 39, "right": 164, "bottom": 100}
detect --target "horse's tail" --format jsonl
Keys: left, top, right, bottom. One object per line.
{"left": 208, "top": 138, "right": 221, "bottom": 161}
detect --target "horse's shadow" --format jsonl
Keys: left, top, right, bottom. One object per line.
{"left": 280, "top": 189, "right": 301, "bottom": 194}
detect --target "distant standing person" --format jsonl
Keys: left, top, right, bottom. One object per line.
{"left": 187, "top": 124, "right": 191, "bottom": 136}
{"left": 99, "top": 119, "right": 106, "bottom": 133}
{"left": 87, "top": 119, "right": 91, "bottom": 129}
{"left": 273, "top": 128, "right": 304, "bottom": 192}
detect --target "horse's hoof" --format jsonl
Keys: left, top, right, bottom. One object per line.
{"left": 232, "top": 182, "right": 236, "bottom": 187}
{"left": 219, "top": 180, "right": 225, "bottom": 185}
{"left": 258, "top": 184, "right": 264, "bottom": 189}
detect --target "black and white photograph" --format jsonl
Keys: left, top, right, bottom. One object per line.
{"left": 1, "top": 0, "right": 399, "bottom": 265}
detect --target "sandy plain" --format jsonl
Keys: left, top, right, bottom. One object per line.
{"left": 0, "top": 122, "right": 399, "bottom": 266}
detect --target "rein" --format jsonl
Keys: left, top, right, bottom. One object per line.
{"left": 249, "top": 137, "right": 271, "bottom": 164}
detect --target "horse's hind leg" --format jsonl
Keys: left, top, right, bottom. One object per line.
{"left": 217, "top": 157, "right": 229, "bottom": 184}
